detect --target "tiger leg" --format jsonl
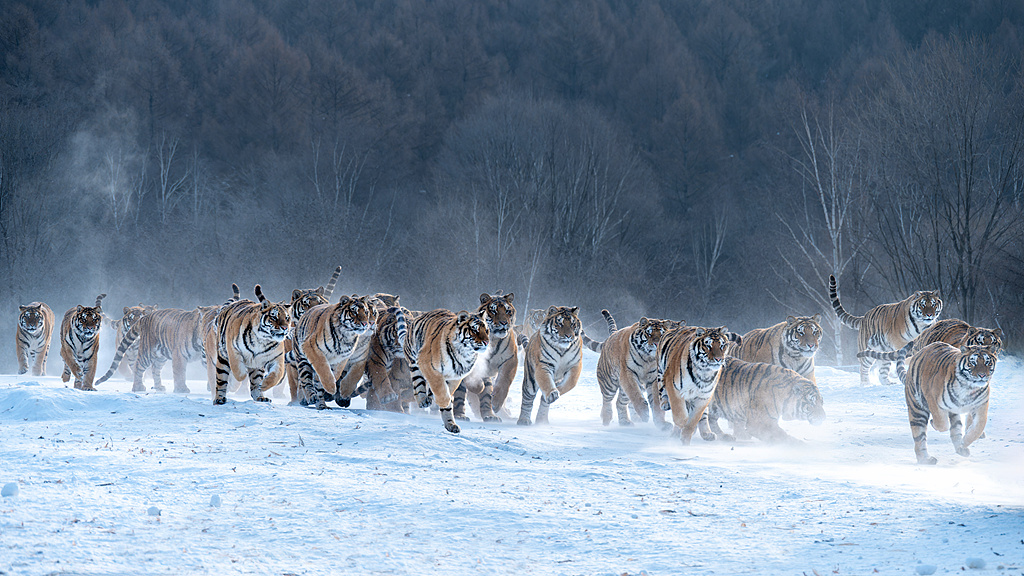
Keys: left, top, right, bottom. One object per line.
{"left": 212, "top": 352, "right": 232, "bottom": 405}
{"left": 80, "top": 342, "right": 99, "bottom": 390}
{"left": 962, "top": 403, "right": 989, "bottom": 451}
{"left": 35, "top": 342, "right": 49, "bottom": 376}
{"left": 248, "top": 367, "right": 270, "bottom": 402}
{"left": 452, "top": 383, "right": 470, "bottom": 421}
{"left": 906, "top": 385, "right": 935, "bottom": 464}
{"left": 171, "top": 352, "right": 191, "bottom": 394}
{"left": 706, "top": 408, "right": 735, "bottom": 442}
{"left": 749, "top": 416, "right": 792, "bottom": 444}
{"left": 132, "top": 355, "right": 149, "bottom": 393}
{"left": 17, "top": 346, "right": 29, "bottom": 375}
{"left": 877, "top": 360, "right": 894, "bottom": 386}
{"left": 535, "top": 393, "right": 553, "bottom": 425}
{"left": 948, "top": 413, "right": 966, "bottom": 456}
{"left": 409, "top": 361, "right": 435, "bottom": 410}
{"left": 363, "top": 353, "right": 399, "bottom": 409}
{"left": 476, "top": 378, "right": 501, "bottom": 422}
{"left": 419, "top": 362, "right": 457, "bottom": 432}
{"left": 297, "top": 356, "right": 326, "bottom": 409}
{"left": 859, "top": 355, "right": 872, "bottom": 386}
{"left": 696, "top": 404, "right": 717, "bottom": 442}
{"left": 619, "top": 371, "right": 650, "bottom": 423}
{"left": 485, "top": 357, "right": 517, "bottom": 421}
{"left": 258, "top": 358, "right": 284, "bottom": 397}
{"left": 614, "top": 388, "right": 633, "bottom": 426}
{"left": 150, "top": 358, "right": 167, "bottom": 392}
{"left": 517, "top": 365, "right": 539, "bottom": 426}
{"left": 598, "top": 371, "right": 618, "bottom": 426}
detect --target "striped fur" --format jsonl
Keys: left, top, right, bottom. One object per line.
{"left": 859, "top": 342, "right": 996, "bottom": 464}
{"left": 706, "top": 357, "right": 825, "bottom": 443}
{"left": 405, "top": 308, "right": 490, "bottom": 433}
{"left": 96, "top": 305, "right": 220, "bottom": 393}
{"left": 596, "top": 317, "right": 681, "bottom": 426}
{"left": 731, "top": 315, "right": 822, "bottom": 384}
{"left": 16, "top": 302, "right": 54, "bottom": 376}
{"left": 652, "top": 326, "right": 730, "bottom": 444}
{"left": 111, "top": 304, "right": 158, "bottom": 381}
{"left": 829, "top": 274, "right": 942, "bottom": 385}
{"left": 292, "top": 295, "right": 376, "bottom": 410}
{"left": 517, "top": 306, "right": 583, "bottom": 426}
{"left": 280, "top": 282, "right": 331, "bottom": 398}
{"left": 912, "top": 319, "right": 1003, "bottom": 355}
{"left": 59, "top": 294, "right": 106, "bottom": 390}
{"left": 453, "top": 292, "right": 518, "bottom": 422}
{"left": 329, "top": 293, "right": 403, "bottom": 408}
{"left": 210, "top": 285, "right": 291, "bottom": 405}
{"left": 581, "top": 309, "right": 618, "bottom": 353}
{"left": 361, "top": 306, "right": 411, "bottom": 412}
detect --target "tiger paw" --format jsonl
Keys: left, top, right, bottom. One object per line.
{"left": 132, "top": 385, "right": 146, "bottom": 393}
{"left": 444, "top": 421, "right": 461, "bottom": 434}
{"left": 18, "top": 367, "right": 27, "bottom": 375}
{"left": 315, "top": 399, "right": 329, "bottom": 410}
{"left": 455, "top": 415, "right": 471, "bottom": 421}
{"left": 254, "top": 396, "right": 271, "bottom": 403}
{"left": 517, "top": 416, "right": 532, "bottom": 426}
{"left": 660, "top": 401, "right": 671, "bottom": 411}
{"left": 213, "top": 397, "right": 227, "bottom": 405}
{"left": 917, "top": 455, "right": 938, "bottom": 465}
{"left": 483, "top": 415, "right": 502, "bottom": 423}
{"left": 700, "top": 431, "right": 717, "bottom": 441}
{"left": 333, "top": 394, "right": 351, "bottom": 408}
{"left": 174, "top": 386, "right": 191, "bottom": 394}
{"left": 545, "top": 390, "right": 560, "bottom": 403}
{"left": 153, "top": 385, "right": 166, "bottom": 392}
{"left": 956, "top": 446, "right": 970, "bottom": 457}
{"left": 618, "top": 420, "right": 634, "bottom": 427}
{"left": 81, "top": 386, "right": 98, "bottom": 392}
{"left": 418, "top": 396, "right": 433, "bottom": 409}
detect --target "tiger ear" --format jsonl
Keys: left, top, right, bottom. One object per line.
{"left": 19, "top": 305, "right": 28, "bottom": 312}
{"left": 505, "top": 292, "right": 514, "bottom": 303}
{"left": 569, "top": 306, "right": 579, "bottom": 315}
{"left": 337, "top": 294, "right": 352, "bottom": 305}
{"left": 547, "top": 305, "right": 559, "bottom": 316}
{"left": 717, "top": 326, "right": 727, "bottom": 334}
{"left": 292, "top": 289, "right": 303, "bottom": 300}
{"left": 694, "top": 328, "right": 706, "bottom": 337}
{"left": 316, "top": 286, "right": 325, "bottom": 296}
{"left": 76, "top": 305, "right": 83, "bottom": 312}
{"left": 480, "top": 293, "right": 492, "bottom": 305}
{"left": 993, "top": 328, "right": 1003, "bottom": 338}
{"left": 457, "top": 310, "right": 470, "bottom": 323}
{"left": 812, "top": 313, "right": 821, "bottom": 323}
{"left": 786, "top": 316, "right": 797, "bottom": 326}
{"left": 124, "top": 307, "right": 132, "bottom": 316}
{"left": 965, "top": 326, "right": 980, "bottom": 339}
{"left": 638, "top": 317, "right": 649, "bottom": 327}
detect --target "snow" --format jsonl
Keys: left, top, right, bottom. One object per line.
{"left": 1, "top": 351, "right": 1022, "bottom": 575}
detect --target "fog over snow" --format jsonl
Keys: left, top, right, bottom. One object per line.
{"left": 1, "top": 351, "right": 1022, "bottom": 575}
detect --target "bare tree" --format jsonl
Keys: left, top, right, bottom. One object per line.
{"left": 155, "top": 132, "right": 190, "bottom": 225}
{"left": 692, "top": 208, "right": 728, "bottom": 321}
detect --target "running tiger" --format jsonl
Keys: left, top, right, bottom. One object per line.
{"left": 829, "top": 274, "right": 942, "bottom": 385}
{"left": 706, "top": 357, "right": 825, "bottom": 443}
{"left": 333, "top": 293, "right": 402, "bottom": 409}
{"left": 361, "top": 305, "right": 411, "bottom": 412}
{"left": 594, "top": 315, "right": 682, "bottom": 426}
{"left": 17, "top": 302, "right": 55, "bottom": 376}
{"left": 911, "top": 319, "right": 1003, "bottom": 355}
{"left": 291, "top": 294, "right": 376, "bottom": 410}
{"left": 580, "top": 309, "right": 619, "bottom": 353}
{"left": 653, "top": 326, "right": 731, "bottom": 444}
{"left": 111, "top": 304, "right": 158, "bottom": 381}
{"left": 95, "top": 305, "right": 220, "bottom": 393}
{"left": 405, "top": 308, "right": 490, "bottom": 433}
{"left": 731, "top": 315, "right": 822, "bottom": 384}
{"left": 281, "top": 265, "right": 341, "bottom": 400}
{"left": 453, "top": 292, "right": 518, "bottom": 422}
{"left": 211, "top": 285, "right": 291, "bottom": 405}
{"left": 517, "top": 305, "right": 583, "bottom": 426}
{"left": 858, "top": 342, "right": 996, "bottom": 464}
{"left": 60, "top": 294, "right": 107, "bottom": 390}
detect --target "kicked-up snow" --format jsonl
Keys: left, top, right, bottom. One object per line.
{"left": 1, "top": 352, "right": 1022, "bottom": 575}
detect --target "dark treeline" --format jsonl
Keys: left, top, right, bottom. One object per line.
{"left": 2, "top": 0, "right": 1023, "bottom": 371}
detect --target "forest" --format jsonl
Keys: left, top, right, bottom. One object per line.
{"left": 1, "top": 0, "right": 1023, "bottom": 369}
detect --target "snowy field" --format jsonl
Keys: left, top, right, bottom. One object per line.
{"left": 1, "top": 350, "right": 1022, "bottom": 576}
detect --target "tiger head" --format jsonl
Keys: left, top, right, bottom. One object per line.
{"left": 254, "top": 286, "right": 291, "bottom": 341}
{"left": 478, "top": 292, "right": 516, "bottom": 339}
{"left": 454, "top": 310, "right": 490, "bottom": 353}
{"left": 73, "top": 304, "right": 105, "bottom": 338}
{"left": 117, "top": 304, "right": 157, "bottom": 332}
{"left": 631, "top": 317, "right": 678, "bottom": 356}
{"left": 543, "top": 306, "right": 581, "bottom": 347}
{"left": 335, "top": 294, "right": 376, "bottom": 335}
{"left": 957, "top": 345, "right": 998, "bottom": 386}
{"left": 691, "top": 326, "right": 729, "bottom": 368}
{"left": 784, "top": 314, "right": 822, "bottom": 358}
{"left": 783, "top": 379, "right": 826, "bottom": 425}
{"left": 372, "top": 293, "right": 401, "bottom": 308}
{"left": 965, "top": 327, "right": 1003, "bottom": 352}
{"left": 291, "top": 287, "right": 329, "bottom": 323}
{"left": 909, "top": 291, "right": 942, "bottom": 325}
{"left": 19, "top": 304, "right": 47, "bottom": 332}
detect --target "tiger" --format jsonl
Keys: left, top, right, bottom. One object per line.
{"left": 17, "top": 302, "right": 55, "bottom": 376}
{"left": 591, "top": 316, "right": 683, "bottom": 426}
{"left": 210, "top": 285, "right": 291, "bottom": 405}
{"left": 323, "top": 293, "right": 403, "bottom": 408}
{"left": 580, "top": 309, "right": 619, "bottom": 353}
{"left": 95, "top": 305, "right": 220, "bottom": 393}
{"left": 404, "top": 308, "right": 490, "bottom": 433}
{"left": 111, "top": 304, "right": 158, "bottom": 381}
{"left": 858, "top": 342, "right": 996, "bottom": 464}
{"left": 517, "top": 305, "right": 583, "bottom": 426}
{"left": 452, "top": 292, "right": 518, "bottom": 422}
{"left": 360, "top": 306, "right": 412, "bottom": 412}
{"left": 290, "top": 294, "right": 377, "bottom": 410}
{"left": 518, "top": 308, "right": 549, "bottom": 342}
{"left": 911, "top": 319, "right": 1003, "bottom": 355}
{"left": 829, "top": 274, "right": 942, "bottom": 386}
{"left": 651, "top": 326, "right": 730, "bottom": 444}
{"left": 59, "top": 294, "right": 107, "bottom": 390}
{"left": 705, "top": 357, "right": 826, "bottom": 443}
{"left": 730, "top": 315, "right": 822, "bottom": 384}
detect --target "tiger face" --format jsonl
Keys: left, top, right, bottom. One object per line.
{"left": 692, "top": 327, "right": 729, "bottom": 368}
{"left": 259, "top": 301, "right": 292, "bottom": 341}
{"left": 19, "top": 305, "right": 46, "bottom": 332}
{"left": 119, "top": 305, "right": 156, "bottom": 331}
{"left": 74, "top": 305, "right": 105, "bottom": 337}
{"left": 291, "top": 287, "right": 329, "bottom": 323}
{"left": 543, "top": 306, "right": 581, "bottom": 346}
{"left": 373, "top": 293, "right": 401, "bottom": 308}
{"left": 632, "top": 317, "right": 675, "bottom": 356}
{"left": 910, "top": 291, "right": 943, "bottom": 324}
{"left": 784, "top": 314, "right": 822, "bottom": 357}
{"left": 455, "top": 311, "right": 490, "bottom": 352}
{"left": 787, "top": 382, "right": 826, "bottom": 425}
{"left": 337, "top": 295, "right": 376, "bottom": 334}
{"left": 958, "top": 345, "right": 997, "bottom": 385}
{"left": 479, "top": 292, "right": 516, "bottom": 339}
{"left": 964, "top": 327, "right": 1003, "bottom": 352}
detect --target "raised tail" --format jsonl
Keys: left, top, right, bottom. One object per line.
{"left": 324, "top": 266, "right": 342, "bottom": 298}
{"left": 581, "top": 331, "right": 604, "bottom": 353}
{"left": 829, "top": 275, "right": 863, "bottom": 329}
{"left": 94, "top": 323, "right": 141, "bottom": 386}
{"left": 727, "top": 331, "right": 743, "bottom": 346}
{"left": 389, "top": 307, "right": 408, "bottom": 358}
{"left": 94, "top": 293, "right": 107, "bottom": 310}
{"left": 231, "top": 283, "right": 241, "bottom": 301}
{"left": 857, "top": 342, "right": 912, "bottom": 385}
{"left": 601, "top": 309, "right": 617, "bottom": 334}
{"left": 516, "top": 332, "right": 529, "bottom": 349}
{"left": 255, "top": 284, "right": 268, "bottom": 304}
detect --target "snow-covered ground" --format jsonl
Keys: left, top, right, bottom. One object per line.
{"left": 1, "top": 351, "right": 1022, "bottom": 576}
